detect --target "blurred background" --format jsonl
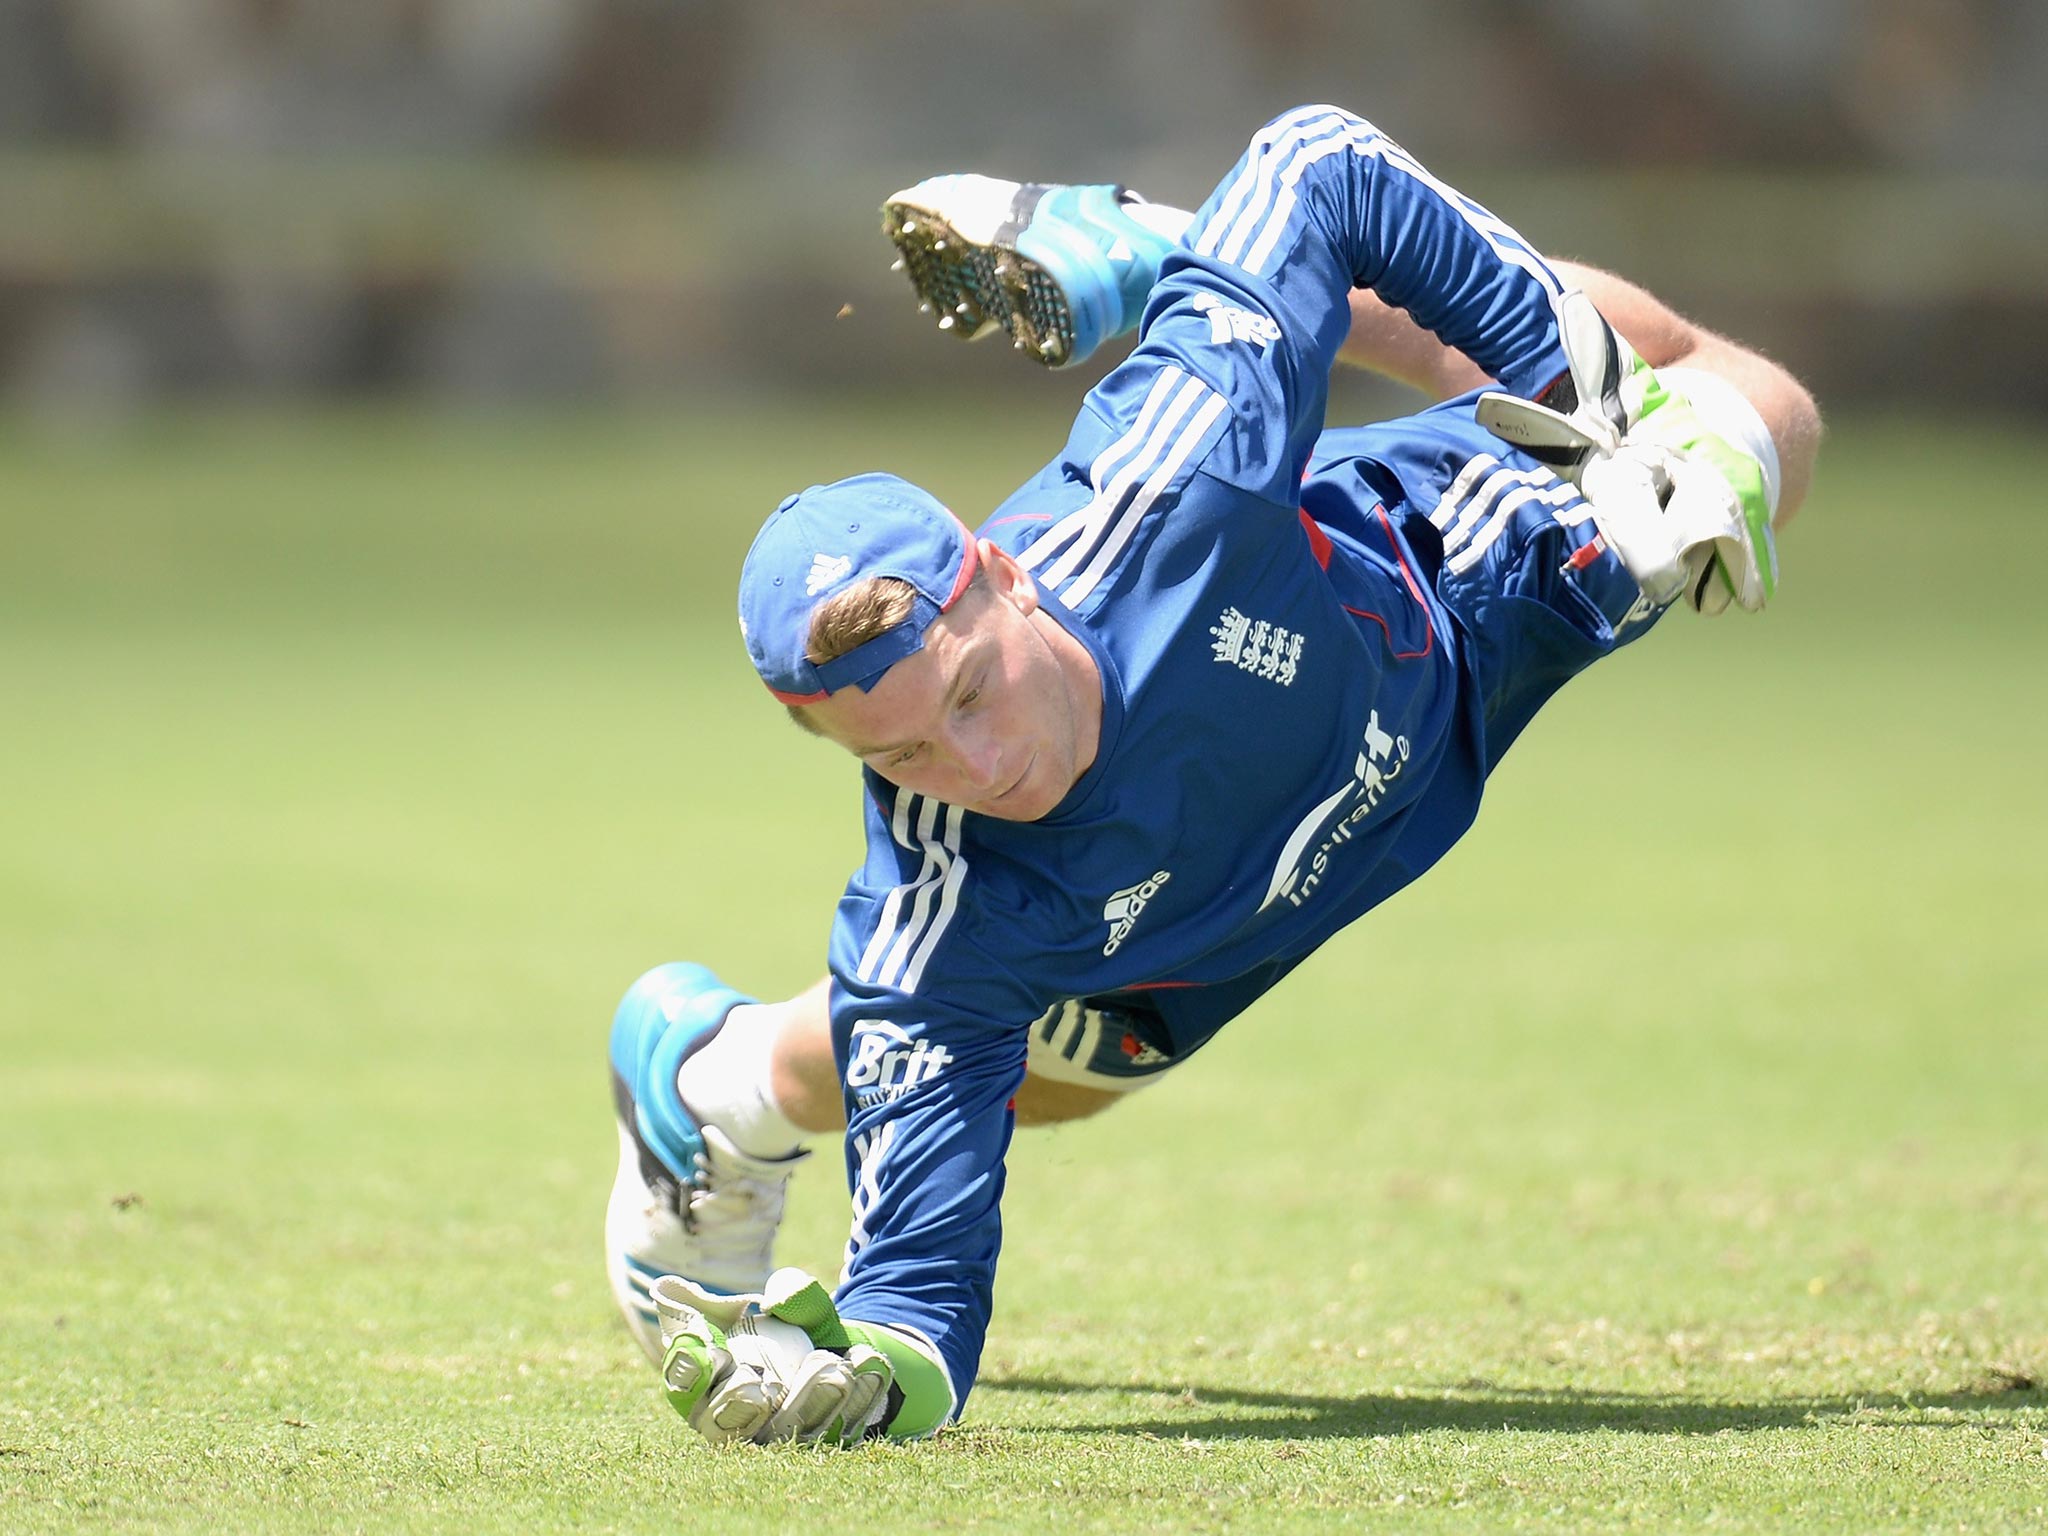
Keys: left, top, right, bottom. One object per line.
{"left": 5, "top": 9, "right": 2047, "bottom": 1523}
{"left": 2, "top": 0, "right": 2045, "bottom": 413}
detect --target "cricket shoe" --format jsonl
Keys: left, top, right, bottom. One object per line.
{"left": 605, "top": 961, "right": 808, "bottom": 1364}
{"left": 882, "top": 176, "right": 1182, "bottom": 368}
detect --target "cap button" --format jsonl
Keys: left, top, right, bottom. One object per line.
{"left": 775, "top": 494, "right": 801, "bottom": 514}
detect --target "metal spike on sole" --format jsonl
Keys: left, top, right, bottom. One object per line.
{"left": 881, "top": 199, "right": 1074, "bottom": 364}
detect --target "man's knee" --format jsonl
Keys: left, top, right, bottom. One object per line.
{"left": 1021, "top": 997, "right": 1179, "bottom": 1119}
{"left": 1014, "top": 1074, "right": 1123, "bottom": 1126}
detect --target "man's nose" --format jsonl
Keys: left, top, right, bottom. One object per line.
{"left": 948, "top": 725, "right": 1002, "bottom": 791}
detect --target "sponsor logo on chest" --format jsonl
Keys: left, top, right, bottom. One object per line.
{"left": 1260, "top": 710, "right": 1412, "bottom": 912}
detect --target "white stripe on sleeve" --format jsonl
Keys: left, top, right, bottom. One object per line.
{"left": 1194, "top": 110, "right": 1565, "bottom": 301}
{"left": 1018, "top": 368, "right": 1226, "bottom": 610}
{"left": 855, "top": 791, "right": 969, "bottom": 994}
{"left": 1061, "top": 389, "right": 1230, "bottom": 606}
{"left": 1020, "top": 366, "right": 1192, "bottom": 588}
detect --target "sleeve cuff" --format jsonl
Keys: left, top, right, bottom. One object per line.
{"left": 842, "top": 1320, "right": 957, "bottom": 1439}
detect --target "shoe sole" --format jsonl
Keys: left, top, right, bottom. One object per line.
{"left": 605, "top": 1123, "right": 669, "bottom": 1363}
{"left": 883, "top": 199, "right": 1077, "bottom": 367}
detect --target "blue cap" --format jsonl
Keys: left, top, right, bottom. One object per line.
{"left": 738, "top": 473, "right": 980, "bottom": 703}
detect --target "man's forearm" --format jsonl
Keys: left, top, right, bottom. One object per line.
{"left": 1339, "top": 261, "right": 1820, "bottom": 522}
{"left": 1339, "top": 260, "right": 1686, "bottom": 394}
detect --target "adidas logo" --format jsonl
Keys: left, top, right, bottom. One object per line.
{"left": 1101, "top": 869, "right": 1171, "bottom": 956}
{"left": 807, "top": 553, "right": 853, "bottom": 595}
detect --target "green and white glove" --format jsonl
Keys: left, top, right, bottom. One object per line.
{"left": 1624, "top": 366, "right": 1779, "bottom": 614}
{"left": 652, "top": 1267, "right": 953, "bottom": 1445}
{"left": 1576, "top": 441, "right": 1767, "bottom": 612}
{"left": 1475, "top": 290, "right": 1778, "bottom": 614}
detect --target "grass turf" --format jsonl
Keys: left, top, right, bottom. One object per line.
{"left": 2, "top": 400, "right": 2044, "bottom": 1533}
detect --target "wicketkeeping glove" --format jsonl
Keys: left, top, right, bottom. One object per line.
{"left": 1475, "top": 287, "right": 1639, "bottom": 475}
{"left": 1622, "top": 366, "right": 1779, "bottom": 614}
{"left": 1475, "top": 290, "right": 1778, "bottom": 614}
{"left": 652, "top": 1267, "right": 953, "bottom": 1445}
{"left": 1576, "top": 442, "right": 1764, "bottom": 611}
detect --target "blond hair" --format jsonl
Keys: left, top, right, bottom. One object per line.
{"left": 806, "top": 577, "right": 920, "bottom": 665}
{"left": 783, "top": 571, "right": 992, "bottom": 731}
{"left": 783, "top": 576, "right": 920, "bottom": 734}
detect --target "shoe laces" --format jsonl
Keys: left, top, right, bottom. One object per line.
{"left": 678, "top": 1124, "right": 805, "bottom": 1271}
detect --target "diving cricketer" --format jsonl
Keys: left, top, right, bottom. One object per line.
{"left": 603, "top": 103, "right": 1823, "bottom": 1445}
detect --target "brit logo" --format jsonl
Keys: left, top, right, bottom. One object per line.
{"left": 1102, "top": 870, "right": 1171, "bottom": 956}
{"left": 845, "top": 1019, "right": 953, "bottom": 1110}
{"left": 1210, "top": 607, "right": 1304, "bottom": 686}
{"left": 806, "top": 552, "right": 853, "bottom": 595}
{"left": 1192, "top": 292, "right": 1282, "bottom": 349}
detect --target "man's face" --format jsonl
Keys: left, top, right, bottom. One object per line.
{"left": 802, "top": 541, "right": 1097, "bottom": 822}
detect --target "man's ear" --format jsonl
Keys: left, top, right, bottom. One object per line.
{"left": 977, "top": 538, "right": 1040, "bottom": 617}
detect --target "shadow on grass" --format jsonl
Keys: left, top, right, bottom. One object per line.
{"left": 977, "top": 1376, "right": 2042, "bottom": 1441}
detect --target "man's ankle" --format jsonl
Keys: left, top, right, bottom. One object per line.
{"left": 674, "top": 1002, "right": 811, "bottom": 1161}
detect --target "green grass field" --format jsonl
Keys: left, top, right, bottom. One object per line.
{"left": 3, "top": 401, "right": 2044, "bottom": 1533}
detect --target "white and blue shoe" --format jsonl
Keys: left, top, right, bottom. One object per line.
{"left": 882, "top": 176, "right": 1183, "bottom": 368}
{"left": 605, "top": 962, "right": 806, "bottom": 1363}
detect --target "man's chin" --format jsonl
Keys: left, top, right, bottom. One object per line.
{"left": 977, "top": 795, "right": 1046, "bottom": 822}
{"left": 976, "top": 789, "right": 1046, "bottom": 822}
{"left": 977, "top": 756, "right": 1054, "bottom": 820}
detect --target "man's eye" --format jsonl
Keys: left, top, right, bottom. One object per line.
{"left": 958, "top": 688, "right": 981, "bottom": 709}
